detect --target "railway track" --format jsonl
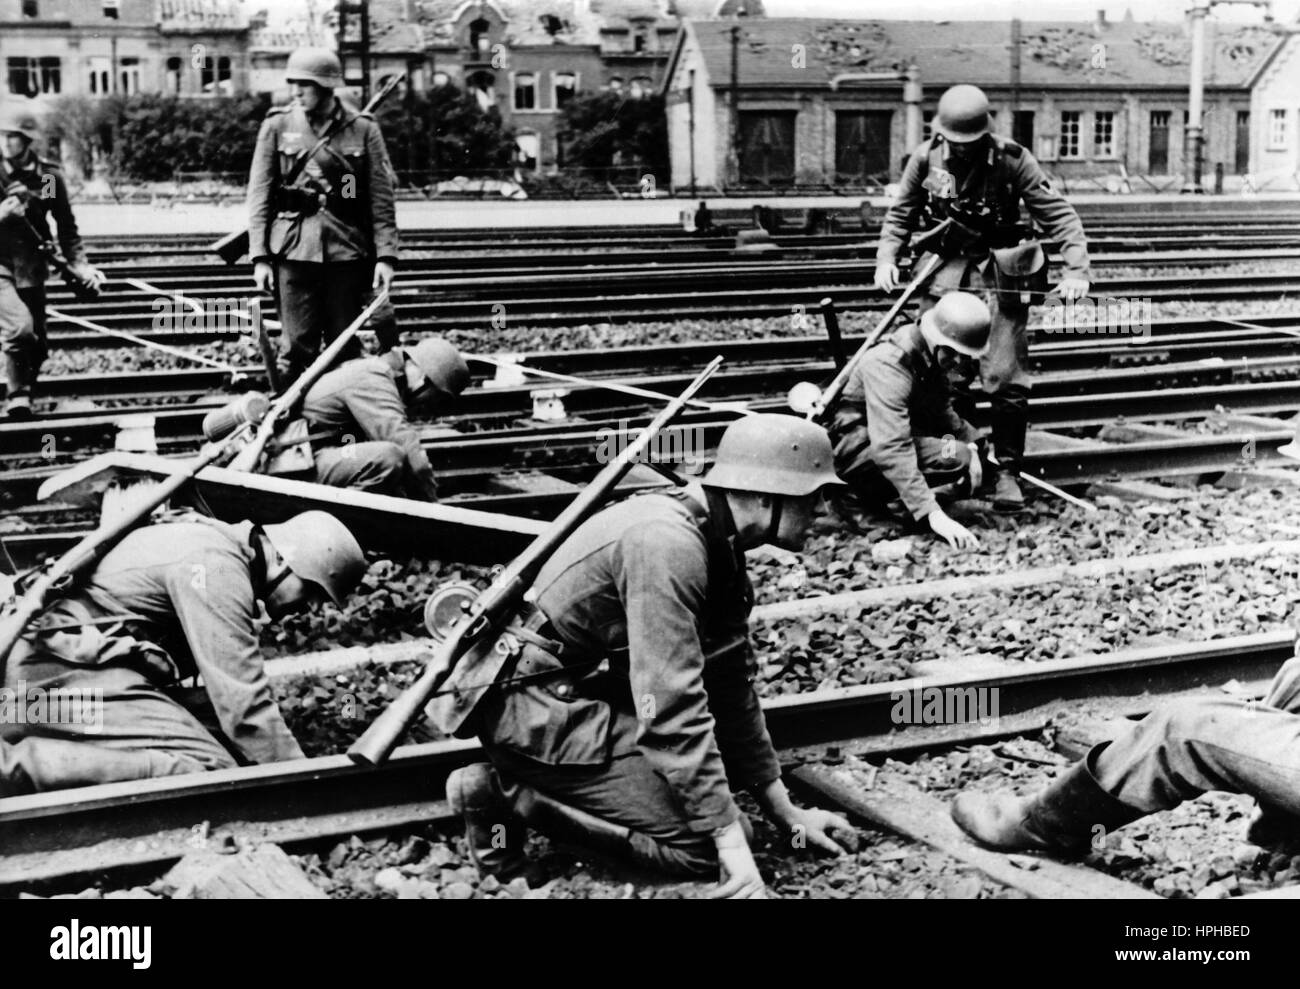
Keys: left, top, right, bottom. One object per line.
{"left": 1, "top": 628, "right": 1290, "bottom": 895}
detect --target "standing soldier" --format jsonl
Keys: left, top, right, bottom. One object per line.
{"left": 1, "top": 512, "right": 366, "bottom": 795}
{"left": 874, "top": 84, "right": 1091, "bottom": 513}
{"left": 298, "top": 337, "right": 470, "bottom": 500}
{"left": 246, "top": 47, "right": 398, "bottom": 384}
{"left": 0, "top": 109, "right": 105, "bottom": 418}
{"left": 437, "top": 415, "right": 853, "bottom": 897}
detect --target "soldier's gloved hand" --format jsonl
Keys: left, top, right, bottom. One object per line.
{"left": 0, "top": 195, "right": 26, "bottom": 220}
{"left": 1056, "top": 276, "right": 1089, "bottom": 301}
{"left": 873, "top": 261, "right": 900, "bottom": 293}
{"left": 372, "top": 260, "right": 394, "bottom": 294}
{"left": 927, "top": 508, "right": 979, "bottom": 550}
{"left": 708, "top": 820, "right": 768, "bottom": 899}
{"left": 253, "top": 261, "right": 275, "bottom": 294}
{"left": 72, "top": 262, "right": 106, "bottom": 290}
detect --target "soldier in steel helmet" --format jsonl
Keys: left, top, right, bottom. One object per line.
{"left": 0, "top": 109, "right": 105, "bottom": 418}
{"left": 0, "top": 512, "right": 366, "bottom": 794}
{"left": 297, "top": 337, "right": 470, "bottom": 500}
{"left": 874, "top": 84, "right": 1091, "bottom": 513}
{"left": 246, "top": 47, "right": 399, "bottom": 384}
{"left": 827, "top": 291, "right": 992, "bottom": 551}
{"left": 436, "top": 414, "right": 854, "bottom": 897}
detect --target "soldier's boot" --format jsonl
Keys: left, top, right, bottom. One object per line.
{"left": 989, "top": 385, "right": 1029, "bottom": 513}
{"left": 511, "top": 785, "right": 640, "bottom": 865}
{"left": 445, "top": 763, "right": 529, "bottom": 877}
{"left": 951, "top": 752, "right": 1143, "bottom": 855}
{"left": 2, "top": 352, "right": 35, "bottom": 418}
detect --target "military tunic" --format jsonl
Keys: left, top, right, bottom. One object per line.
{"left": 0, "top": 519, "right": 302, "bottom": 796}
{"left": 246, "top": 98, "right": 399, "bottom": 381}
{"left": 877, "top": 135, "right": 1090, "bottom": 473}
{"left": 300, "top": 351, "right": 441, "bottom": 501}
{"left": 435, "top": 486, "right": 782, "bottom": 874}
{"left": 0, "top": 149, "right": 87, "bottom": 401}
{"left": 829, "top": 322, "right": 979, "bottom": 521}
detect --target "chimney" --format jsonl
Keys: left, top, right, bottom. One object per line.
{"left": 1095, "top": 8, "right": 1107, "bottom": 32}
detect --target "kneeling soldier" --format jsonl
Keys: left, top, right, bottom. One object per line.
{"left": 438, "top": 414, "right": 853, "bottom": 898}
{"left": 827, "top": 291, "right": 991, "bottom": 550}
{"left": 300, "top": 337, "right": 469, "bottom": 500}
{"left": 1, "top": 512, "right": 365, "bottom": 795}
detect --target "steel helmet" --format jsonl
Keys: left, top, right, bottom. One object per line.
{"left": 405, "top": 338, "right": 470, "bottom": 397}
{"left": 935, "top": 85, "right": 991, "bottom": 144}
{"left": 286, "top": 47, "right": 344, "bottom": 89}
{"left": 0, "top": 108, "right": 40, "bottom": 143}
{"left": 263, "top": 511, "right": 366, "bottom": 606}
{"left": 702, "top": 414, "right": 845, "bottom": 497}
{"left": 920, "top": 292, "right": 992, "bottom": 359}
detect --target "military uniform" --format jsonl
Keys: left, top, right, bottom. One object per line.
{"left": 828, "top": 322, "right": 979, "bottom": 521}
{"left": 246, "top": 97, "right": 399, "bottom": 382}
{"left": 300, "top": 351, "right": 442, "bottom": 501}
{"left": 0, "top": 519, "right": 302, "bottom": 796}
{"left": 434, "top": 486, "right": 782, "bottom": 875}
{"left": 878, "top": 134, "right": 1089, "bottom": 478}
{"left": 0, "top": 149, "right": 87, "bottom": 407}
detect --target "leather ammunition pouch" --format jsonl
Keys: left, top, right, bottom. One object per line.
{"left": 275, "top": 185, "right": 324, "bottom": 217}
{"left": 985, "top": 240, "right": 1049, "bottom": 309}
{"left": 263, "top": 418, "right": 316, "bottom": 477}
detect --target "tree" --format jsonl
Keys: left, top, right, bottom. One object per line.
{"left": 559, "top": 91, "right": 668, "bottom": 179}
{"left": 42, "top": 96, "right": 118, "bottom": 178}
{"left": 375, "top": 83, "right": 517, "bottom": 182}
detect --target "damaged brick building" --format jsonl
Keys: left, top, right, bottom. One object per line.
{"left": 663, "top": 13, "right": 1293, "bottom": 192}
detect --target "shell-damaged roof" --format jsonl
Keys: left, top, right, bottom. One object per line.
{"left": 678, "top": 17, "right": 1284, "bottom": 90}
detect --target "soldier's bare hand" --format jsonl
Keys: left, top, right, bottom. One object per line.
{"left": 708, "top": 821, "right": 768, "bottom": 899}
{"left": 73, "top": 263, "right": 106, "bottom": 290}
{"left": 967, "top": 442, "right": 984, "bottom": 491}
{"left": 372, "top": 260, "right": 394, "bottom": 294}
{"left": 0, "top": 195, "right": 26, "bottom": 220}
{"left": 253, "top": 261, "right": 275, "bottom": 294}
{"left": 873, "top": 262, "right": 900, "bottom": 292}
{"left": 1056, "top": 276, "right": 1089, "bottom": 301}
{"left": 783, "top": 806, "right": 854, "bottom": 856}
{"left": 927, "top": 509, "right": 979, "bottom": 550}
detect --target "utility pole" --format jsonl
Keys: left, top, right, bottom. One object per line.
{"left": 1184, "top": 0, "right": 1273, "bottom": 194}
{"left": 728, "top": 24, "right": 741, "bottom": 186}
{"left": 1010, "top": 18, "right": 1021, "bottom": 131}
{"left": 336, "top": 0, "right": 372, "bottom": 102}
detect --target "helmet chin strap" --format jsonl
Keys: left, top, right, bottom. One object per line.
{"left": 765, "top": 496, "right": 785, "bottom": 546}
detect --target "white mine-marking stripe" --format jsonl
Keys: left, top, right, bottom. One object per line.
{"left": 263, "top": 539, "right": 1300, "bottom": 683}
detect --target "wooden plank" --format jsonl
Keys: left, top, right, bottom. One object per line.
{"left": 36, "top": 451, "right": 547, "bottom": 563}
{"left": 792, "top": 765, "right": 1159, "bottom": 900}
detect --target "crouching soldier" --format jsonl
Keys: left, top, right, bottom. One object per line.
{"left": 0, "top": 512, "right": 365, "bottom": 795}
{"left": 826, "top": 291, "right": 991, "bottom": 551}
{"left": 299, "top": 337, "right": 470, "bottom": 500}
{"left": 436, "top": 415, "right": 854, "bottom": 898}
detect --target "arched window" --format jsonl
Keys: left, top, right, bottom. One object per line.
{"left": 469, "top": 18, "right": 491, "bottom": 56}
{"left": 166, "top": 55, "right": 182, "bottom": 94}
{"left": 553, "top": 71, "right": 576, "bottom": 109}
{"left": 513, "top": 72, "right": 535, "bottom": 110}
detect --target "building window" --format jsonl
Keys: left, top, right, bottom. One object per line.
{"left": 1012, "top": 110, "right": 1034, "bottom": 149}
{"left": 7, "top": 56, "right": 61, "bottom": 97}
{"left": 513, "top": 72, "right": 536, "bottom": 110}
{"left": 469, "top": 18, "right": 491, "bottom": 56}
{"left": 835, "top": 109, "right": 892, "bottom": 183}
{"left": 217, "top": 55, "right": 232, "bottom": 95}
{"left": 1269, "top": 108, "right": 1288, "bottom": 150}
{"left": 1093, "top": 110, "right": 1115, "bottom": 158}
{"left": 22, "top": 0, "right": 37, "bottom": 17}
{"left": 1236, "top": 109, "right": 1250, "bottom": 174}
{"left": 431, "top": 71, "right": 450, "bottom": 87}
{"left": 467, "top": 70, "right": 494, "bottom": 112}
{"left": 1149, "top": 110, "right": 1170, "bottom": 173}
{"left": 607, "top": 76, "right": 623, "bottom": 92}
{"left": 738, "top": 111, "right": 797, "bottom": 184}
{"left": 119, "top": 57, "right": 140, "bottom": 95}
{"left": 1059, "top": 110, "right": 1082, "bottom": 159}
{"left": 166, "top": 56, "right": 183, "bottom": 94}
{"left": 922, "top": 110, "right": 935, "bottom": 142}
{"left": 87, "top": 57, "right": 111, "bottom": 95}
{"left": 633, "top": 29, "right": 648, "bottom": 53}
{"left": 553, "top": 72, "right": 576, "bottom": 108}
{"left": 103, "top": 0, "right": 119, "bottom": 18}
